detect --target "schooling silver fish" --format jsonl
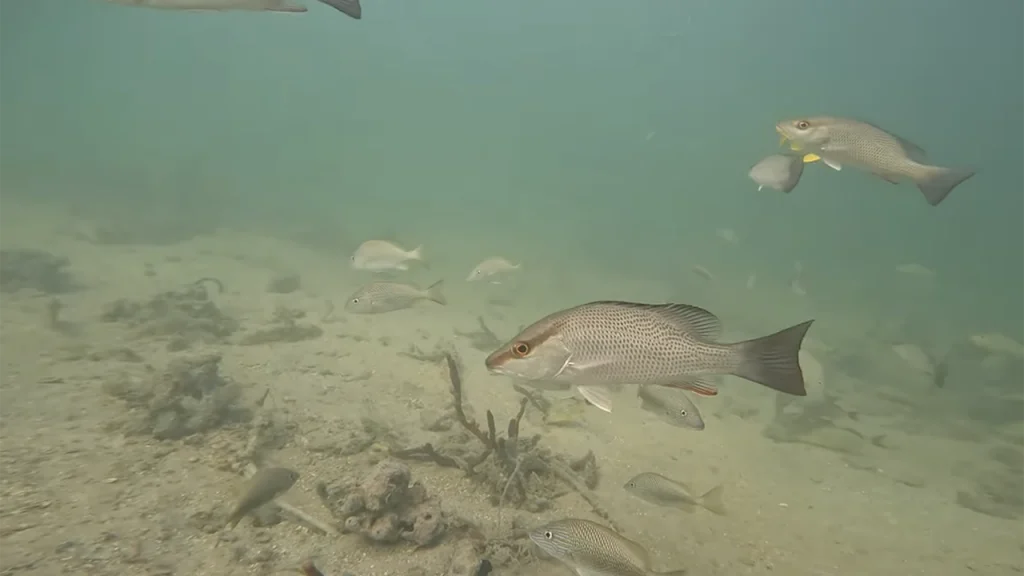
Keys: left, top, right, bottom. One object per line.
{"left": 637, "top": 385, "right": 704, "bottom": 430}
{"left": 227, "top": 467, "right": 299, "bottom": 528}
{"left": 485, "top": 301, "right": 813, "bottom": 413}
{"left": 624, "top": 472, "right": 726, "bottom": 516}
{"left": 748, "top": 153, "right": 806, "bottom": 193}
{"left": 529, "top": 518, "right": 687, "bottom": 576}
{"left": 776, "top": 116, "right": 975, "bottom": 206}
{"left": 345, "top": 281, "right": 445, "bottom": 314}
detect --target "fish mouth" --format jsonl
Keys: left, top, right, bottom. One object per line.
{"left": 483, "top": 349, "right": 506, "bottom": 372}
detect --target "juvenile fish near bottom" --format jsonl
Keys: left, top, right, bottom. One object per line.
{"left": 345, "top": 281, "right": 446, "bottom": 314}
{"left": 485, "top": 301, "right": 814, "bottom": 413}
{"left": 624, "top": 472, "right": 726, "bottom": 516}
{"left": 466, "top": 257, "right": 520, "bottom": 282}
{"left": 227, "top": 467, "right": 299, "bottom": 528}
{"left": 350, "top": 240, "right": 423, "bottom": 271}
{"left": 529, "top": 518, "right": 687, "bottom": 576}
{"left": 637, "top": 385, "right": 704, "bottom": 430}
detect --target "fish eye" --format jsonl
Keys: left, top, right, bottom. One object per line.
{"left": 511, "top": 342, "right": 531, "bottom": 358}
{"left": 796, "top": 120, "right": 810, "bottom": 130}
{"left": 679, "top": 409, "right": 688, "bottom": 417}
{"left": 351, "top": 298, "right": 360, "bottom": 304}
{"left": 544, "top": 530, "right": 554, "bottom": 539}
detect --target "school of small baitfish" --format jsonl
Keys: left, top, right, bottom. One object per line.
{"left": 103, "top": 2, "right": 979, "bottom": 573}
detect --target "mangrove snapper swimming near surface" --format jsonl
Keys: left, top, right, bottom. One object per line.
{"left": 105, "top": 0, "right": 362, "bottom": 15}
{"left": 776, "top": 116, "right": 976, "bottom": 206}
{"left": 105, "top": 0, "right": 308, "bottom": 12}
{"left": 485, "top": 301, "right": 813, "bottom": 413}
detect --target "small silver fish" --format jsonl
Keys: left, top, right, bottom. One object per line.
{"left": 485, "top": 301, "right": 813, "bottom": 413}
{"left": 776, "top": 116, "right": 976, "bottom": 206}
{"left": 105, "top": 0, "right": 308, "bottom": 12}
{"left": 637, "top": 385, "right": 704, "bottom": 430}
{"left": 350, "top": 240, "right": 423, "bottom": 271}
{"left": 748, "top": 153, "right": 805, "bottom": 193}
{"left": 345, "top": 280, "right": 445, "bottom": 314}
{"left": 623, "top": 472, "right": 726, "bottom": 516}
{"left": 529, "top": 518, "right": 687, "bottom": 576}
{"left": 466, "top": 257, "right": 520, "bottom": 282}
{"left": 227, "top": 467, "right": 299, "bottom": 528}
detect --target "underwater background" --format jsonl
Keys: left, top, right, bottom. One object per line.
{"left": 0, "top": 1, "right": 1021, "bottom": 575}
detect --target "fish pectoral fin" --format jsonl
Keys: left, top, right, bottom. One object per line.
{"left": 561, "top": 356, "right": 614, "bottom": 377}
{"left": 576, "top": 386, "right": 613, "bottom": 413}
{"left": 801, "top": 153, "right": 821, "bottom": 163}
{"left": 821, "top": 157, "right": 842, "bottom": 171}
{"left": 664, "top": 377, "right": 719, "bottom": 397}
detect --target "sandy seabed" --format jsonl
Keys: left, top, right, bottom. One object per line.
{"left": 0, "top": 201, "right": 1020, "bottom": 576}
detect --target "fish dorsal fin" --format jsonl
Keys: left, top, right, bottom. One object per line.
{"left": 857, "top": 119, "right": 929, "bottom": 162}
{"left": 653, "top": 303, "right": 722, "bottom": 340}
{"left": 586, "top": 301, "right": 721, "bottom": 339}
{"left": 894, "top": 136, "right": 928, "bottom": 163}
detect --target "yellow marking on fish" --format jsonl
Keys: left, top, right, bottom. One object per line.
{"left": 778, "top": 133, "right": 817, "bottom": 161}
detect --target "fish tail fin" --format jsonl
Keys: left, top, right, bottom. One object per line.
{"left": 699, "top": 484, "right": 727, "bottom": 516}
{"left": 408, "top": 245, "right": 424, "bottom": 261}
{"left": 730, "top": 320, "right": 814, "bottom": 396}
{"left": 917, "top": 166, "right": 976, "bottom": 206}
{"left": 316, "top": 0, "right": 361, "bottom": 19}
{"left": 425, "top": 280, "right": 446, "bottom": 305}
